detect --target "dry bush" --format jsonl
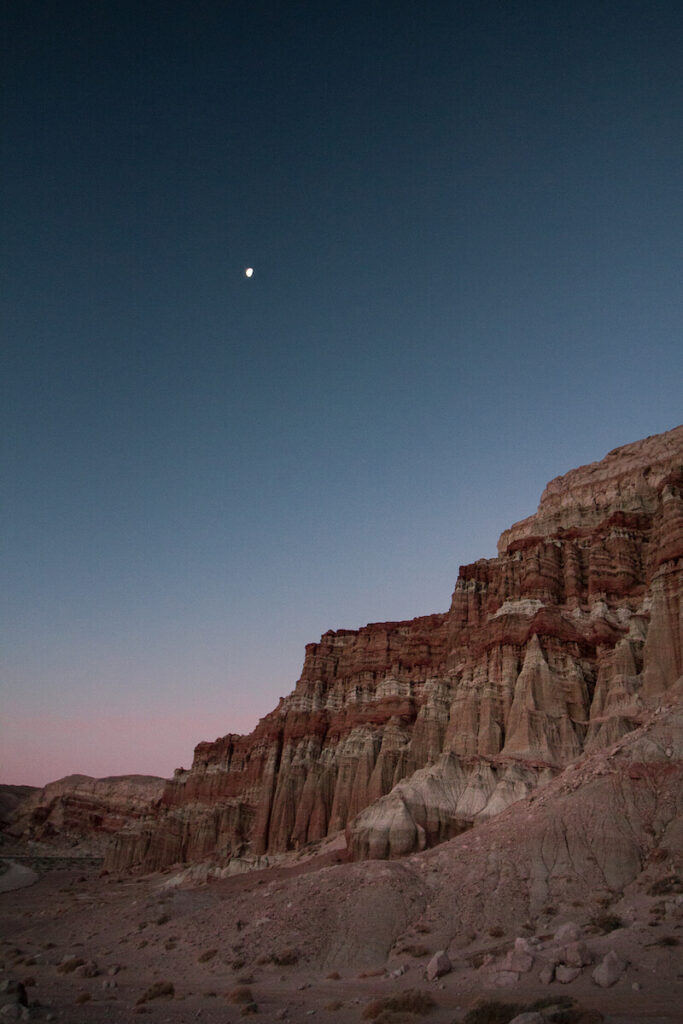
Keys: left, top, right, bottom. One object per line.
{"left": 273, "top": 948, "right": 299, "bottom": 965}
{"left": 228, "top": 986, "right": 254, "bottom": 1004}
{"left": 650, "top": 935, "right": 679, "bottom": 947}
{"left": 590, "top": 914, "right": 624, "bottom": 934}
{"left": 136, "top": 981, "right": 174, "bottom": 1005}
{"left": 57, "top": 957, "right": 85, "bottom": 974}
{"left": 648, "top": 874, "right": 682, "bottom": 895}
{"left": 361, "top": 988, "right": 436, "bottom": 1019}
{"left": 463, "top": 1001, "right": 523, "bottom": 1024}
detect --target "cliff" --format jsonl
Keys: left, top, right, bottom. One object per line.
{"left": 3, "top": 775, "right": 165, "bottom": 855}
{"left": 107, "top": 425, "right": 683, "bottom": 871}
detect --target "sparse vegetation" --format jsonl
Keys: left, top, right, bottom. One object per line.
{"left": 228, "top": 985, "right": 254, "bottom": 1004}
{"left": 361, "top": 988, "right": 436, "bottom": 1019}
{"left": 57, "top": 957, "right": 85, "bottom": 974}
{"left": 648, "top": 874, "right": 682, "bottom": 895}
{"left": 590, "top": 913, "right": 624, "bottom": 934}
{"left": 136, "top": 981, "right": 174, "bottom": 1004}
{"left": 273, "top": 948, "right": 299, "bottom": 965}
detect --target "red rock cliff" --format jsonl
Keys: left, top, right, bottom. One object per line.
{"left": 107, "top": 425, "right": 683, "bottom": 870}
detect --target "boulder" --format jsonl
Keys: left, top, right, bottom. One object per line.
{"left": 592, "top": 950, "right": 627, "bottom": 988}
{"left": 426, "top": 950, "right": 451, "bottom": 980}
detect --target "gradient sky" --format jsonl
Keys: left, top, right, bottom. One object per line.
{"left": 2, "top": 1, "right": 682, "bottom": 787}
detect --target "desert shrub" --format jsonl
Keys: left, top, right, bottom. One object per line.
{"left": 361, "top": 988, "right": 436, "bottom": 1019}
{"left": 136, "top": 981, "right": 174, "bottom": 1004}
{"left": 57, "top": 957, "right": 85, "bottom": 974}
{"left": 651, "top": 935, "right": 679, "bottom": 947}
{"left": 399, "top": 943, "right": 430, "bottom": 957}
{"left": 198, "top": 948, "right": 217, "bottom": 962}
{"left": 228, "top": 986, "right": 254, "bottom": 1004}
{"left": 273, "top": 948, "right": 299, "bottom": 965}
{"left": 463, "top": 1001, "right": 522, "bottom": 1024}
{"left": 591, "top": 914, "right": 624, "bottom": 933}
{"left": 231, "top": 957, "right": 246, "bottom": 970}
{"left": 648, "top": 874, "right": 682, "bottom": 895}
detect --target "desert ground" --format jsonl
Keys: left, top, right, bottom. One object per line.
{"left": 1, "top": 840, "right": 681, "bottom": 1024}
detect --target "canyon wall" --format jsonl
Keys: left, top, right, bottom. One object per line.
{"left": 107, "top": 425, "right": 683, "bottom": 870}
{"left": 3, "top": 775, "right": 165, "bottom": 855}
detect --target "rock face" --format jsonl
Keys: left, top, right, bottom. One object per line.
{"left": 4, "top": 775, "right": 165, "bottom": 855}
{"left": 107, "top": 425, "right": 683, "bottom": 871}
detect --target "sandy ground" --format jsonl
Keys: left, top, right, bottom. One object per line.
{"left": 1, "top": 854, "right": 681, "bottom": 1024}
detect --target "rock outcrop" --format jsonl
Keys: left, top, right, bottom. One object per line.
{"left": 107, "top": 425, "right": 683, "bottom": 871}
{"left": 4, "top": 775, "right": 165, "bottom": 855}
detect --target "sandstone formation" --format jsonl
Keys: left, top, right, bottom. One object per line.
{"left": 108, "top": 425, "right": 683, "bottom": 871}
{"left": 3, "top": 775, "right": 165, "bottom": 855}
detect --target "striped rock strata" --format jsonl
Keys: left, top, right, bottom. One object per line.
{"left": 107, "top": 425, "right": 683, "bottom": 870}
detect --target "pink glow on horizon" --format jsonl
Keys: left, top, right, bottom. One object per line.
{"left": 1, "top": 710, "right": 267, "bottom": 788}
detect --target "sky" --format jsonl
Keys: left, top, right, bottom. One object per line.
{"left": 2, "top": 1, "right": 682, "bottom": 787}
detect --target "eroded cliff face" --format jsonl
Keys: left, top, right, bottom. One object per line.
{"left": 107, "top": 425, "right": 683, "bottom": 871}
{"left": 4, "top": 775, "right": 165, "bottom": 855}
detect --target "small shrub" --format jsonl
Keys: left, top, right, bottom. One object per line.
{"left": 463, "top": 1001, "right": 522, "bottom": 1024}
{"left": 231, "top": 957, "right": 246, "bottom": 970}
{"left": 136, "top": 981, "right": 174, "bottom": 1004}
{"left": 361, "top": 988, "right": 436, "bottom": 1019}
{"left": 399, "top": 943, "right": 430, "bottom": 957}
{"left": 57, "top": 957, "right": 85, "bottom": 974}
{"left": 591, "top": 914, "right": 624, "bottom": 934}
{"left": 229, "top": 986, "right": 254, "bottom": 1004}
{"left": 198, "top": 948, "right": 217, "bottom": 963}
{"left": 648, "top": 875, "right": 682, "bottom": 896}
{"left": 273, "top": 948, "right": 299, "bottom": 966}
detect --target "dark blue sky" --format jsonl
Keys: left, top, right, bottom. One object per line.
{"left": 3, "top": 1, "right": 682, "bottom": 784}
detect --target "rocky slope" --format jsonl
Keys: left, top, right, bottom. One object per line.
{"left": 108, "top": 425, "right": 683, "bottom": 871}
{"left": 3, "top": 775, "right": 165, "bottom": 855}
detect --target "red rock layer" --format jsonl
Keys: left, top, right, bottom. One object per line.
{"left": 107, "top": 425, "right": 683, "bottom": 870}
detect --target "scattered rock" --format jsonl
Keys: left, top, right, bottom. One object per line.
{"left": 555, "top": 965, "right": 582, "bottom": 983}
{"left": 564, "top": 941, "right": 592, "bottom": 967}
{"left": 426, "top": 950, "right": 451, "bottom": 980}
{"left": 554, "top": 923, "right": 581, "bottom": 944}
{"left": 538, "top": 964, "right": 555, "bottom": 985}
{"left": 592, "top": 950, "right": 627, "bottom": 988}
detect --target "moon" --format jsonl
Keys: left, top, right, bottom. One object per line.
{"left": 245, "top": 267, "right": 254, "bottom": 278}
